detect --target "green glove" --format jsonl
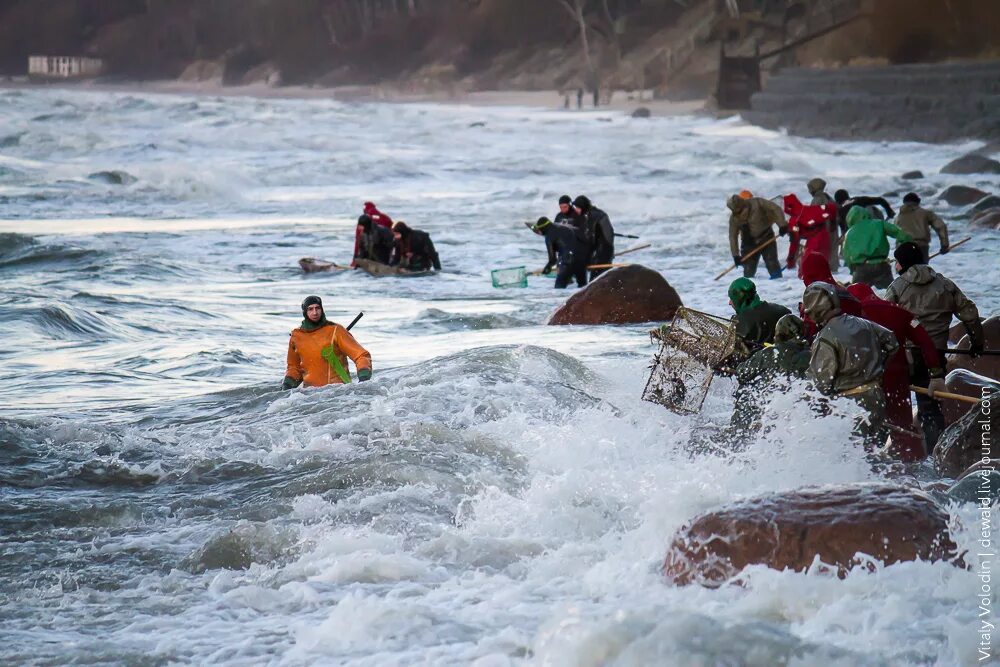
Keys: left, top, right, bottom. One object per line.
{"left": 358, "top": 368, "right": 372, "bottom": 382}
{"left": 282, "top": 376, "right": 301, "bottom": 390}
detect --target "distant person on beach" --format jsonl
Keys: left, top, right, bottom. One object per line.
{"left": 727, "top": 192, "right": 787, "bottom": 280}
{"left": 390, "top": 221, "right": 441, "bottom": 271}
{"left": 893, "top": 193, "right": 950, "bottom": 262}
{"left": 834, "top": 189, "right": 894, "bottom": 231}
{"left": 806, "top": 178, "right": 840, "bottom": 270}
{"left": 352, "top": 202, "right": 394, "bottom": 266}
{"left": 884, "top": 242, "right": 982, "bottom": 451}
{"left": 355, "top": 215, "right": 395, "bottom": 265}
{"left": 572, "top": 195, "right": 614, "bottom": 280}
{"left": 842, "top": 205, "right": 911, "bottom": 288}
{"left": 282, "top": 295, "right": 372, "bottom": 389}
{"left": 530, "top": 216, "right": 589, "bottom": 288}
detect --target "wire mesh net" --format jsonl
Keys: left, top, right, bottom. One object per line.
{"left": 642, "top": 307, "right": 738, "bottom": 414}
{"left": 491, "top": 266, "right": 528, "bottom": 288}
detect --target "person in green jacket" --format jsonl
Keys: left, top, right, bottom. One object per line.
{"left": 731, "top": 314, "right": 812, "bottom": 434}
{"left": 728, "top": 277, "right": 792, "bottom": 353}
{"left": 842, "top": 205, "right": 911, "bottom": 288}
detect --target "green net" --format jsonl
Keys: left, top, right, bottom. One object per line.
{"left": 491, "top": 266, "right": 528, "bottom": 288}
{"left": 642, "top": 307, "right": 738, "bottom": 414}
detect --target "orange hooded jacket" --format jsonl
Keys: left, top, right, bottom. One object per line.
{"left": 285, "top": 322, "right": 372, "bottom": 387}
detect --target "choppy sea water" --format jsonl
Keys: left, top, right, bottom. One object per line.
{"left": 1, "top": 87, "right": 999, "bottom": 665}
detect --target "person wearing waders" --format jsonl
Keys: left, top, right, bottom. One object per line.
{"left": 727, "top": 193, "right": 787, "bottom": 280}
{"left": 351, "top": 202, "right": 393, "bottom": 267}
{"left": 802, "top": 282, "right": 899, "bottom": 449}
{"left": 806, "top": 177, "right": 841, "bottom": 270}
{"left": 390, "top": 221, "right": 441, "bottom": 271}
{"left": 283, "top": 296, "right": 372, "bottom": 389}
{"left": 834, "top": 189, "right": 895, "bottom": 231}
{"left": 846, "top": 282, "right": 943, "bottom": 462}
{"left": 572, "top": 195, "right": 614, "bottom": 281}
{"left": 842, "top": 205, "right": 911, "bottom": 289}
{"left": 531, "top": 216, "right": 588, "bottom": 288}
{"left": 893, "top": 193, "right": 950, "bottom": 263}
{"left": 728, "top": 277, "right": 792, "bottom": 353}
{"left": 798, "top": 251, "right": 863, "bottom": 338}
{"left": 355, "top": 215, "right": 395, "bottom": 265}
{"left": 884, "top": 242, "right": 983, "bottom": 452}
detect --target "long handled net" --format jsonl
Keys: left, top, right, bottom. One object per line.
{"left": 642, "top": 307, "right": 738, "bottom": 414}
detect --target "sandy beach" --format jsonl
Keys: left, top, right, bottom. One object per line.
{"left": 1, "top": 77, "right": 706, "bottom": 117}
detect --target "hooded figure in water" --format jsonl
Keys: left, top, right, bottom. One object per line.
{"left": 728, "top": 277, "right": 791, "bottom": 353}
{"left": 802, "top": 282, "right": 898, "bottom": 448}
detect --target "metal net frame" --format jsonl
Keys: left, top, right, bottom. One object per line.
{"left": 642, "top": 307, "right": 738, "bottom": 414}
{"left": 491, "top": 266, "right": 528, "bottom": 288}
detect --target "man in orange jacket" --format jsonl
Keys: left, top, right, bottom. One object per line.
{"left": 282, "top": 296, "right": 372, "bottom": 389}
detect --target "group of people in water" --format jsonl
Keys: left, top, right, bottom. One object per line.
{"left": 721, "top": 179, "right": 979, "bottom": 461}
{"left": 285, "top": 183, "right": 983, "bottom": 465}
{"left": 352, "top": 201, "right": 441, "bottom": 272}
{"left": 729, "top": 178, "right": 950, "bottom": 288}
{"left": 528, "top": 194, "right": 616, "bottom": 288}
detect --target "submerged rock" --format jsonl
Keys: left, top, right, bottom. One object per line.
{"left": 87, "top": 170, "right": 137, "bottom": 185}
{"left": 970, "top": 195, "right": 1000, "bottom": 214}
{"left": 949, "top": 315, "right": 1000, "bottom": 382}
{"left": 947, "top": 460, "right": 1000, "bottom": 504}
{"left": 901, "top": 170, "right": 924, "bottom": 180}
{"left": 971, "top": 208, "right": 1000, "bottom": 230}
{"left": 939, "top": 185, "right": 989, "bottom": 207}
{"left": 933, "top": 390, "right": 999, "bottom": 478}
{"left": 944, "top": 368, "right": 1000, "bottom": 424}
{"left": 663, "top": 484, "right": 961, "bottom": 587}
{"left": 548, "top": 264, "right": 682, "bottom": 325}
{"left": 631, "top": 107, "right": 652, "bottom": 118}
{"left": 941, "top": 153, "right": 1000, "bottom": 175}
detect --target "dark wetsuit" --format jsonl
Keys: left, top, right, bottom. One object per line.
{"left": 543, "top": 222, "right": 589, "bottom": 288}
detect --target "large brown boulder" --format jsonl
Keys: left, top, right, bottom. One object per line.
{"left": 971, "top": 208, "right": 1000, "bottom": 230}
{"left": 941, "top": 153, "right": 1000, "bottom": 175}
{"left": 663, "top": 485, "right": 961, "bottom": 587}
{"left": 933, "top": 391, "right": 999, "bottom": 477}
{"left": 548, "top": 265, "right": 682, "bottom": 325}
{"left": 950, "top": 315, "right": 1000, "bottom": 381}
{"left": 943, "top": 369, "right": 1000, "bottom": 424}
{"left": 939, "top": 185, "right": 989, "bottom": 207}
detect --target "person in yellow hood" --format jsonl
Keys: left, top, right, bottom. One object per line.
{"left": 282, "top": 295, "right": 372, "bottom": 389}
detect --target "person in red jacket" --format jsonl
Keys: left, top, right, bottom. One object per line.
{"left": 352, "top": 202, "right": 394, "bottom": 267}
{"left": 798, "top": 251, "right": 862, "bottom": 337}
{"left": 847, "top": 282, "right": 944, "bottom": 461}
{"left": 783, "top": 194, "right": 837, "bottom": 276}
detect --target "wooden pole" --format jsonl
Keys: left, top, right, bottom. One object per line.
{"left": 616, "top": 243, "right": 651, "bottom": 257}
{"left": 713, "top": 236, "right": 778, "bottom": 281}
{"left": 928, "top": 236, "right": 971, "bottom": 260}
{"left": 911, "top": 385, "right": 982, "bottom": 405}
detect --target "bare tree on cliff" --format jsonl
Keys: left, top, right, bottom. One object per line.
{"left": 551, "top": 0, "right": 597, "bottom": 87}
{"left": 550, "top": 0, "right": 628, "bottom": 89}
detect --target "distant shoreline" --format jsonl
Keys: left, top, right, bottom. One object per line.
{"left": 0, "top": 78, "right": 706, "bottom": 117}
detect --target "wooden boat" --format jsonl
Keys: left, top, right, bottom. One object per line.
{"left": 355, "top": 259, "right": 436, "bottom": 278}
{"left": 299, "top": 257, "right": 436, "bottom": 277}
